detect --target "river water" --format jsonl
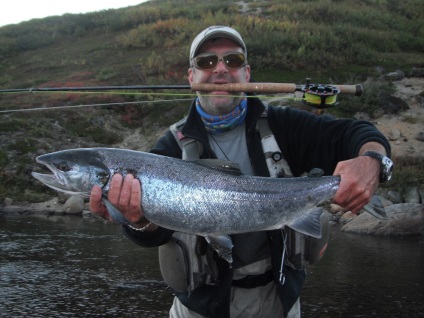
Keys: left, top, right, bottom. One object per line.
{"left": 1, "top": 214, "right": 423, "bottom": 317}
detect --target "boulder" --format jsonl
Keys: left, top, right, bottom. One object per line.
{"left": 340, "top": 211, "right": 356, "bottom": 224}
{"left": 404, "top": 187, "right": 421, "bottom": 204}
{"left": 386, "top": 70, "right": 405, "bottom": 81}
{"left": 388, "top": 128, "right": 401, "bottom": 141}
{"left": 341, "top": 203, "right": 424, "bottom": 236}
{"left": 63, "top": 196, "right": 85, "bottom": 215}
{"left": 387, "top": 191, "right": 403, "bottom": 204}
{"left": 4, "top": 198, "right": 13, "bottom": 206}
{"left": 415, "top": 131, "right": 424, "bottom": 142}
{"left": 410, "top": 67, "right": 424, "bottom": 78}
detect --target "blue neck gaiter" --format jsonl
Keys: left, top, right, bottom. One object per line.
{"left": 196, "top": 95, "right": 247, "bottom": 134}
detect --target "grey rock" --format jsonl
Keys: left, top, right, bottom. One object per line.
{"left": 4, "top": 198, "right": 13, "bottom": 206}
{"left": 387, "top": 191, "right": 403, "bottom": 204}
{"left": 63, "top": 196, "right": 85, "bottom": 215}
{"left": 406, "top": 144, "right": 416, "bottom": 153}
{"left": 30, "top": 198, "right": 62, "bottom": 212}
{"left": 410, "top": 67, "right": 424, "bottom": 78}
{"left": 388, "top": 128, "right": 401, "bottom": 141}
{"left": 415, "top": 131, "right": 424, "bottom": 142}
{"left": 340, "top": 211, "right": 356, "bottom": 224}
{"left": 404, "top": 187, "right": 421, "bottom": 204}
{"left": 378, "top": 195, "right": 394, "bottom": 207}
{"left": 386, "top": 70, "right": 405, "bottom": 81}
{"left": 341, "top": 203, "right": 424, "bottom": 236}
{"left": 416, "top": 93, "right": 424, "bottom": 108}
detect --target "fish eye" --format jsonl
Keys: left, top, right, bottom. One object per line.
{"left": 54, "top": 162, "right": 71, "bottom": 172}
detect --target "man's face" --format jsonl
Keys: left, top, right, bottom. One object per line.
{"left": 188, "top": 38, "right": 251, "bottom": 116}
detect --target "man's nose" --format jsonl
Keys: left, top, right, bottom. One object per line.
{"left": 214, "top": 59, "right": 228, "bottom": 73}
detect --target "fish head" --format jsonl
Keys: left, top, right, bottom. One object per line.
{"left": 32, "top": 149, "right": 110, "bottom": 198}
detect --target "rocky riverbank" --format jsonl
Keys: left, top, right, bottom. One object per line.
{"left": 2, "top": 189, "right": 423, "bottom": 236}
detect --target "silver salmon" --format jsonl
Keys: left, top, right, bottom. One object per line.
{"left": 32, "top": 148, "right": 385, "bottom": 261}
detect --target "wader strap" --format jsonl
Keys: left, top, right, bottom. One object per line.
{"left": 257, "top": 105, "right": 293, "bottom": 178}
{"left": 170, "top": 118, "right": 203, "bottom": 160}
{"left": 232, "top": 270, "right": 274, "bottom": 289}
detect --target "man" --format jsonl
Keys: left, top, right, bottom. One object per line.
{"left": 90, "top": 26, "right": 391, "bottom": 317}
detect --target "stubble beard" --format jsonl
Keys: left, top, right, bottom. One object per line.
{"left": 197, "top": 93, "right": 243, "bottom": 116}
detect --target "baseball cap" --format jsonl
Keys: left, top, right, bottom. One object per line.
{"left": 189, "top": 26, "right": 247, "bottom": 61}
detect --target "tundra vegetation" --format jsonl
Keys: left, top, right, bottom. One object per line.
{"left": 0, "top": 0, "right": 423, "bottom": 202}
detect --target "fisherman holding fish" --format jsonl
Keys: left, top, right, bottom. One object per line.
{"left": 89, "top": 26, "right": 392, "bottom": 318}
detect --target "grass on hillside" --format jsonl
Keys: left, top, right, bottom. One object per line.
{"left": 0, "top": 0, "right": 423, "bottom": 202}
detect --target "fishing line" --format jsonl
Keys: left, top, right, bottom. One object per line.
{"left": 0, "top": 89, "right": 298, "bottom": 98}
{"left": 0, "top": 91, "right": 300, "bottom": 114}
{"left": 0, "top": 90, "right": 198, "bottom": 97}
{"left": 0, "top": 98, "right": 194, "bottom": 113}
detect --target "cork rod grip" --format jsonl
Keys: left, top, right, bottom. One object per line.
{"left": 191, "top": 83, "right": 363, "bottom": 96}
{"left": 191, "top": 83, "right": 297, "bottom": 94}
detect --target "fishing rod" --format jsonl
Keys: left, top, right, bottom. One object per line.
{"left": 0, "top": 79, "right": 363, "bottom": 114}
{"left": 0, "top": 85, "right": 191, "bottom": 93}
{"left": 0, "top": 80, "right": 362, "bottom": 95}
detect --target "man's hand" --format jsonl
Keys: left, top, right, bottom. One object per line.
{"left": 89, "top": 174, "right": 154, "bottom": 229}
{"left": 332, "top": 156, "right": 380, "bottom": 213}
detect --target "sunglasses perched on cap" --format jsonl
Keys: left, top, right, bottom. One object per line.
{"left": 192, "top": 52, "right": 247, "bottom": 70}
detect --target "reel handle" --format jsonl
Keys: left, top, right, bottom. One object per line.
{"left": 333, "top": 84, "right": 363, "bottom": 96}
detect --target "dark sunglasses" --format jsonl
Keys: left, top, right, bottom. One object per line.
{"left": 192, "top": 52, "right": 247, "bottom": 70}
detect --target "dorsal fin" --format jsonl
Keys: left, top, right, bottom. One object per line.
{"left": 193, "top": 159, "right": 243, "bottom": 176}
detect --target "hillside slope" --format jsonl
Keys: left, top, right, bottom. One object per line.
{"left": 0, "top": 0, "right": 423, "bottom": 202}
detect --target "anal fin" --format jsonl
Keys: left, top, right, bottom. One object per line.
{"left": 288, "top": 207, "right": 325, "bottom": 239}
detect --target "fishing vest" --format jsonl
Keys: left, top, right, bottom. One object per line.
{"left": 158, "top": 105, "right": 330, "bottom": 293}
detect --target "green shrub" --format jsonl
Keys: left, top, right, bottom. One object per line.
{"left": 336, "top": 80, "right": 396, "bottom": 118}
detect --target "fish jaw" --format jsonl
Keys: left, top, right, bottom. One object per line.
{"left": 32, "top": 159, "right": 89, "bottom": 198}
{"left": 31, "top": 172, "right": 84, "bottom": 197}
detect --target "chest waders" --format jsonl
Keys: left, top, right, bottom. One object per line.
{"left": 158, "top": 106, "right": 329, "bottom": 293}
{"left": 256, "top": 107, "right": 330, "bottom": 271}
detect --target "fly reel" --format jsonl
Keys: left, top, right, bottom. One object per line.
{"left": 301, "top": 78, "right": 341, "bottom": 115}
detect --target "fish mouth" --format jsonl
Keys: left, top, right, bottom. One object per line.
{"left": 32, "top": 158, "right": 87, "bottom": 197}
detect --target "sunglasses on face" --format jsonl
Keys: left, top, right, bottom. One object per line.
{"left": 192, "top": 52, "right": 247, "bottom": 70}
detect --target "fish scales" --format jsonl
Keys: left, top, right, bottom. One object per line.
{"left": 95, "top": 149, "right": 340, "bottom": 235}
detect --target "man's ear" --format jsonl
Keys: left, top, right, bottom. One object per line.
{"left": 245, "top": 64, "right": 251, "bottom": 82}
{"left": 188, "top": 67, "right": 194, "bottom": 84}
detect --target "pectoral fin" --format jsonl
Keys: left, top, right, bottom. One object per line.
{"left": 101, "top": 196, "right": 131, "bottom": 225}
{"left": 205, "top": 235, "right": 234, "bottom": 264}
